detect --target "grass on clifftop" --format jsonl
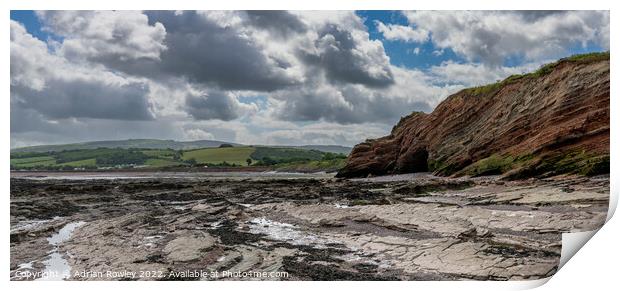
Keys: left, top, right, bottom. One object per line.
{"left": 464, "top": 51, "right": 609, "bottom": 96}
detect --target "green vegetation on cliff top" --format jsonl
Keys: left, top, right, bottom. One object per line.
{"left": 464, "top": 51, "right": 609, "bottom": 96}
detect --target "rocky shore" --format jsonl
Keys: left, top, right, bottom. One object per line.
{"left": 10, "top": 173, "right": 608, "bottom": 281}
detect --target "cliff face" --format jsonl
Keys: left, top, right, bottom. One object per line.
{"left": 337, "top": 53, "right": 610, "bottom": 179}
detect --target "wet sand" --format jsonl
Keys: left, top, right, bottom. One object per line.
{"left": 10, "top": 172, "right": 609, "bottom": 281}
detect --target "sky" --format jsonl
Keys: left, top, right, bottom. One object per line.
{"left": 10, "top": 10, "right": 610, "bottom": 148}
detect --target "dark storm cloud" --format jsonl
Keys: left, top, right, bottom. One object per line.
{"left": 185, "top": 91, "right": 243, "bottom": 121}
{"left": 10, "top": 20, "right": 154, "bottom": 121}
{"left": 44, "top": 11, "right": 301, "bottom": 92}
{"left": 244, "top": 10, "right": 307, "bottom": 37}
{"left": 10, "top": 107, "right": 182, "bottom": 148}
{"left": 301, "top": 24, "right": 395, "bottom": 88}
{"left": 82, "top": 11, "right": 393, "bottom": 91}
{"left": 136, "top": 11, "right": 299, "bottom": 91}
{"left": 12, "top": 80, "right": 154, "bottom": 121}
{"left": 29, "top": 11, "right": 402, "bottom": 126}
{"left": 10, "top": 103, "right": 52, "bottom": 134}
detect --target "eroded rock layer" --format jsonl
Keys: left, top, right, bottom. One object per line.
{"left": 337, "top": 53, "right": 610, "bottom": 178}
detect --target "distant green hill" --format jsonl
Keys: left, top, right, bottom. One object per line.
{"left": 11, "top": 139, "right": 351, "bottom": 154}
{"left": 10, "top": 139, "right": 243, "bottom": 153}
{"left": 10, "top": 143, "right": 349, "bottom": 172}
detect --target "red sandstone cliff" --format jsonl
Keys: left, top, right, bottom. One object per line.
{"left": 337, "top": 52, "right": 610, "bottom": 179}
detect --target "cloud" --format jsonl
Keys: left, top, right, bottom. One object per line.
{"left": 244, "top": 10, "right": 307, "bottom": 37}
{"left": 14, "top": 79, "right": 154, "bottom": 121}
{"left": 10, "top": 103, "right": 54, "bottom": 135}
{"left": 408, "top": 47, "right": 421, "bottom": 55}
{"left": 185, "top": 90, "right": 257, "bottom": 121}
{"left": 181, "top": 116, "right": 392, "bottom": 147}
{"left": 150, "top": 11, "right": 305, "bottom": 91}
{"left": 10, "top": 20, "right": 154, "bottom": 121}
{"left": 273, "top": 85, "right": 432, "bottom": 124}
{"left": 375, "top": 21, "right": 428, "bottom": 43}
{"left": 259, "top": 122, "right": 389, "bottom": 146}
{"left": 428, "top": 61, "right": 542, "bottom": 87}
{"left": 300, "top": 23, "right": 395, "bottom": 88}
{"left": 37, "top": 11, "right": 167, "bottom": 61}
{"left": 28, "top": 11, "right": 404, "bottom": 124}
{"left": 10, "top": 103, "right": 180, "bottom": 148}
{"left": 38, "top": 11, "right": 304, "bottom": 92}
{"left": 270, "top": 65, "right": 463, "bottom": 124}
{"left": 10, "top": 10, "right": 610, "bottom": 149}
{"left": 184, "top": 128, "right": 215, "bottom": 140}
{"left": 402, "top": 11, "right": 610, "bottom": 66}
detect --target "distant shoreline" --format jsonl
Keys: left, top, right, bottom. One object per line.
{"left": 10, "top": 166, "right": 272, "bottom": 174}
{"left": 9, "top": 168, "right": 339, "bottom": 179}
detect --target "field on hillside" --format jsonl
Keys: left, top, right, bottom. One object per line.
{"left": 10, "top": 146, "right": 347, "bottom": 171}
{"left": 251, "top": 147, "right": 324, "bottom": 162}
{"left": 181, "top": 147, "right": 256, "bottom": 165}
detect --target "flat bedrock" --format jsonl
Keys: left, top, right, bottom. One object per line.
{"left": 10, "top": 174, "right": 608, "bottom": 281}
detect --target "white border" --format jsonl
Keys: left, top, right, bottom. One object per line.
{"left": 3, "top": 1, "right": 617, "bottom": 291}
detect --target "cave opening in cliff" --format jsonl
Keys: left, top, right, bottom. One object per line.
{"left": 398, "top": 148, "right": 429, "bottom": 173}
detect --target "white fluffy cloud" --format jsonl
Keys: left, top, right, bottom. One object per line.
{"left": 375, "top": 21, "right": 428, "bottom": 43}
{"left": 428, "top": 61, "right": 542, "bottom": 87}
{"left": 38, "top": 11, "right": 167, "bottom": 61}
{"left": 184, "top": 128, "right": 215, "bottom": 141}
{"left": 400, "top": 11, "right": 609, "bottom": 66}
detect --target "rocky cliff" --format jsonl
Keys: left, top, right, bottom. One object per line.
{"left": 337, "top": 52, "right": 610, "bottom": 179}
